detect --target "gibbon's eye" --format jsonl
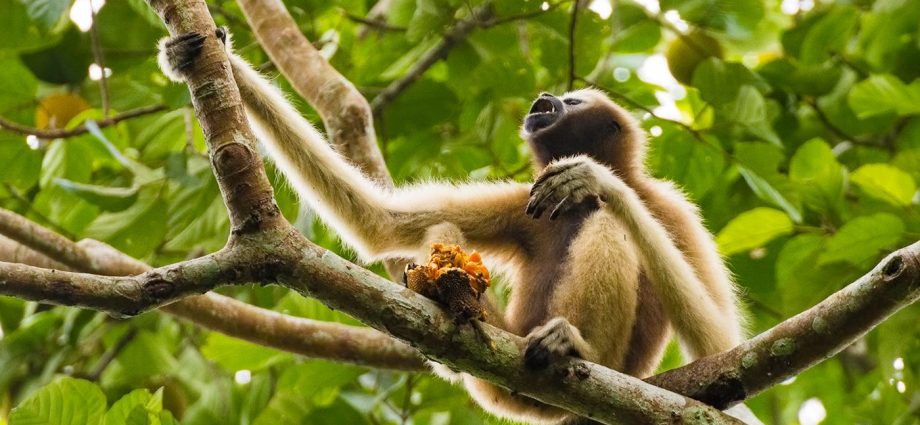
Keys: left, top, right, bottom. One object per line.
{"left": 563, "top": 98, "right": 582, "bottom": 106}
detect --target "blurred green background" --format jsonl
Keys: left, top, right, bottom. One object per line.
{"left": 0, "top": 0, "right": 919, "bottom": 424}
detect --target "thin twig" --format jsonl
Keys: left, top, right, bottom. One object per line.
{"left": 83, "top": 328, "right": 138, "bottom": 381}
{"left": 567, "top": 0, "right": 583, "bottom": 91}
{"left": 342, "top": 10, "right": 406, "bottom": 32}
{"left": 0, "top": 105, "right": 167, "bottom": 139}
{"left": 88, "top": 0, "right": 110, "bottom": 117}
{"left": 369, "top": 1, "right": 564, "bottom": 113}
{"left": 370, "top": 5, "right": 493, "bottom": 114}
{"left": 479, "top": 1, "right": 567, "bottom": 27}
{"left": 804, "top": 98, "right": 861, "bottom": 143}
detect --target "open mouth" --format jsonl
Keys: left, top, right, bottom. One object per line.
{"left": 524, "top": 96, "right": 563, "bottom": 133}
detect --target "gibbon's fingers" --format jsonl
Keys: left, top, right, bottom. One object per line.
{"left": 548, "top": 196, "right": 571, "bottom": 220}
{"left": 531, "top": 162, "right": 577, "bottom": 194}
{"left": 527, "top": 174, "right": 568, "bottom": 217}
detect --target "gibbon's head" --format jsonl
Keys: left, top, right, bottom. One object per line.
{"left": 521, "top": 88, "right": 645, "bottom": 178}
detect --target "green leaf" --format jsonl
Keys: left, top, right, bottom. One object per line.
{"left": 201, "top": 333, "right": 291, "bottom": 373}
{"left": 848, "top": 74, "right": 920, "bottom": 118}
{"left": 692, "top": 58, "right": 760, "bottom": 105}
{"left": 648, "top": 130, "right": 724, "bottom": 199}
{"left": 40, "top": 139, "right": 93, "bottom": 188}
{"left": 722, "top": 85, "right": 766, "bottom": 125}
{"left": 716, "top": 208, "right": 794, "bottom": 256}
{"left": 0, "top": 0, "right": 56, "bottom": 52}
{"left": 798, "top": 6, "right": 859, "bottom": 65}
{"left": 850, "top": 164, "right": 917, "bottom": 206}
{"left": 758, "top": 58, "right": 842, "bottom": 97}
{"left": 84, "top": 183, "right": 168, "bottom": 258}
{"left": 101, "top": 331, "right": 178, "bottom": 388}
{"left": 10, "top": 377, "right": 106, "bottom": 425}
{"left": 20, "top": 27, "right": 92, "bottom": 85}
{"left": 54, "top": 179, "right": 139, "bottom": 211}
{"left": 406, "top": 0, "right": 452, "bottom": 42}
{"left": 105, "top": 388, "right": 165, "bottom": 425}
{"left": 253, "top": 361, "right": 365, "bottom": 425}
{"left": 275, "top": 293, "right": 362, "bottom": 325}
{"left": 775, "top": 234, "right": 825, "bottom": 286}
{"left": 0, "top": 58, "right": 38, "bottom": 112}
{"left": 0, "top": 135, "right": 42, "bottom": 190}
{"left": 737, "top": 166, "right": 803, "bottom": 224}
{"left": 819, "top": 213, "right": 905, "bottom": 266}
{"left": 19, "top": 0, "right": 70, "bottom": 32}
{"left": 611, "top": 20, "right": 661, "bottom": 53}
{"left": 789, "top": 138, "right": 846, "bottom": 212}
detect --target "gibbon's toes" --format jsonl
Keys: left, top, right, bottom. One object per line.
{"left": 163, "top": 32, "right": 206, "bottom": 75}
{"left": 524, "top": 318, "right": 582, "bottom": 370}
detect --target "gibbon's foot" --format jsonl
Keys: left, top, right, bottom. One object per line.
{"left": 157, "top": 32, "right": 206, "bottom": 81}
{"left": 524, "top": 317, "right": 584, "bottom": 370}
{"left": 526, "top": 157, "right": 602, "bottom": 220}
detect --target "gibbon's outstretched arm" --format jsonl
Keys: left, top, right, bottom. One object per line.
{"left": 159, "top": 31, "right": 534, "bottom": 263}
{"left": 527, "top": 155, "right": 743, "bottom": 357}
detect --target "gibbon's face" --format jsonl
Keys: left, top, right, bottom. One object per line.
{"left": 521, "top": 88, "right": 637, "bottom": 172}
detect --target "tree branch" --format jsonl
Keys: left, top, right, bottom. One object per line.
{"left": 0, "top": 105, "right": 167, "bottom": 139}
{"left": 647, "top": 242, "right": 920, "bottom": 408}
{"left": 0, "top": 228, "right": 743, "bottom": 424}
{"left": 0, "top": 208, "right": 424, "bottom": 371}
{"left": 0, "top": 253, "right": 229, "bottom": 315}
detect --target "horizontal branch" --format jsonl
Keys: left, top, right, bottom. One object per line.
{"left": 0, "top": 253, "right": 228, "bottom": 316}
{"left": 647, "top": 241, "right": 920, "bottom": 408}
{"left": 0, "top": 105, "right": 167, "bottom": 139}
{"left": 0, "top": 208, "right": 424, "bottom": 371}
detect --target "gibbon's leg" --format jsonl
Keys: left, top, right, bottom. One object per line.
{"left": 526, "top": 213, "right": 642, "bottom": 371}
{"left": 158, "top": 30, "right": 535, "bottom": 263}
{"left": 527, "top": 156, "right": 742, "bottom": 358}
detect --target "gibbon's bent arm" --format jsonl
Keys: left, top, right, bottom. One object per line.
{"left": 531, "top": 156, "right": 743, "bottom": 358}
{"left": 223, "top": 50, "right": 532, "bottom": 261}
{"left": 597, "top": 165, "right": 743, "bottom": 357}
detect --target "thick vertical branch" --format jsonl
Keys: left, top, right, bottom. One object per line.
{"left": 148, "top": 0, "right": 280, "bottom": 233}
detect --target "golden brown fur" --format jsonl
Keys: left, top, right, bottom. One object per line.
{"left": 158, "top": 32, "right": 746, "bottom": 424}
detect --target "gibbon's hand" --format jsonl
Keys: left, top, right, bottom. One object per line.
{"left": 526, "top": 156, "right": 606, "bottom": 220}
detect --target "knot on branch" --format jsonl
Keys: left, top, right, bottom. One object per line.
{"left": 144, "top": 277, "right": 175, "bottom": 300}
{"left": 212, "top": 141, "right": 255, "bottom": 176}
{"left": 883, "top": 255, "right": 904, "bottom": 280}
